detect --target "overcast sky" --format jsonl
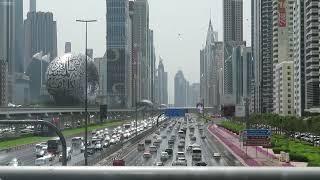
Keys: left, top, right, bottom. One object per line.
{"left": 23, "top": 0, "right": 251, "bottom": 104}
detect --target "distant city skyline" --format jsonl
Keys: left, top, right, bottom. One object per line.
{"left": 22, "top": 0, "right": 251, "bottom": 104}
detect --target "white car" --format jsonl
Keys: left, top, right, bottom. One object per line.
{"left": 213, "top": 153, "right": 221, "bottom": 158}
{"left": 143, "top": 151, "right": 152, "bottom": 158}
{"left": 95, "top": 143, "right": 103, "bottom": 151}
{"left": 160, "top": 152, "right": 169, "bottom": 161}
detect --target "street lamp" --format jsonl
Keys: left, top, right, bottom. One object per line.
{"left": 76, "top": 19, "right": 97, "bottom": 166}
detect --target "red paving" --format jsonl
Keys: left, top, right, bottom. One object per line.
{"left": 207, "top": 124, "right": 293, "bottom": 167}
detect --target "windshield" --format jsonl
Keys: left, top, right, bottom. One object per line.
{"left": 1, "top": 0, "right": 318, "bottom": 171}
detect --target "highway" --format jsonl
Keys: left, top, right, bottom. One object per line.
{"left": 100, "top": 114, "right": 241, "bottom": 166}
{"left": 0, "top": 118, "right": 157, "bottom": 166}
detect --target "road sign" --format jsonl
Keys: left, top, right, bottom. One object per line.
{"left": 244, "top": 129, "right": 271, "bottom": 137}
{"left": 164, "top": 108, "right": 187, "bottom": 117}
{"left": 235, "top": 105, "right": 245, "bottom": 117}
{"left": 243, "top": 129, "right": 271, "bottom": 147}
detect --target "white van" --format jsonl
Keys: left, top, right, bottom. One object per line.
{"left": 35, "top": 156, "right": 50, "bottom": 166}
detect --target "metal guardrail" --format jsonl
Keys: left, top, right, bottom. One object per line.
{"left": 0, "top": 167, "right": 319, "bottom": 180}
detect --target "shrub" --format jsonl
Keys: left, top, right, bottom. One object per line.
{"left": 289, "top": 153, "right": 309, "bottom": 162}
{"left": 307, "top": 161, "right": 320, "bottom": 167}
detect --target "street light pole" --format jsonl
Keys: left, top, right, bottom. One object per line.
{"left": 76, "top": 19, "right": 97, "bottom": 166}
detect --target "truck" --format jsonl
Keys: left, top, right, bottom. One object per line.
{"left": 113, "top": 159, "right": 125, "bottom": 166}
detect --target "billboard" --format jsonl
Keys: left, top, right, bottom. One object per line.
{"left": 279, "top": 0, "right": 286, "bottom": 27}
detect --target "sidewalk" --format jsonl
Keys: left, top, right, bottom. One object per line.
{"left": 207, "top": 124, "right": 293, "bottom": 167}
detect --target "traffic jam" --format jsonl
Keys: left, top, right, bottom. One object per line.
{"left": 113, "top": 114, "right": 222, "bottom": 166}
{"left": 31, "top": 117, "right": 164, "bottom": 166}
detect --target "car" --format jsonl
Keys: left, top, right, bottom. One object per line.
{"left": 195, "top": 161, "right": 207, "bottom": 166}
{"left": 161, "top": 135, "right": 167, "bottom": 139}
{"left": 168, "top": 139, "right": 174, "bottom": 146}
{"left": 190, "top": 136, "right": 196, "bottom": 141}
{"left": 149, "top": 145, "right": 157, "bottom": 153}
{"left": 95, "top": 143, "right": 103, "bottom": 151}
{"left": 201, "top": 135, "right": 206, "bottom": 139}
{"left": 143, "top": 151, "right": 152, "bottom": 158}
{"left": 178, "top": 142, "right": 185, "bottom": 149}
{"left": 113, "top": 159, "right": 125, "bottom": 166}
{"left": 172, "top": 160, "right": 187, "bottom": 166}
{"left": 160, "top": 152, "right": 169, "bottom": 161}
{"left": 176, "top": 152, "right": 185, "bottom": 160}
{"left": 153, "top": 140, "right": 161, "bottom": 146}
{"left": 103, "top": 142, "right": 109, "bottom": 148}
{"left": 213, "top": 153, "right": 221, "bottom": 158}
{"left": 86, "top": 147, "right": 96, "bottom": 156}
{"left": 155, "top": 130, "right": 160, "bottom": 135}
{"left": 145, "top": 139, "right": 152, "bottom": 144}
{"left": 7, "top": 158, "right": 22, "bottom": 166}
{"left": 165, "top": 148, "right": 173, "bottom": 156}
{"left": 155, "top": 162, "right": 164, "bottom": 166}
{"left": 58, "top": 152, "right": 71, "bottom": 162}
{"left": 45, "top": 153, "right": 55, "bottom": 161}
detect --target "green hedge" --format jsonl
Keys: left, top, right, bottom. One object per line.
{"left": 290, "top": 153, "right": 309, "bottom": 162}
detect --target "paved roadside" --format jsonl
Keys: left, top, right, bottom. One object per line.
{"left": 207, "top": 124, "right": 293, "bottom": 167}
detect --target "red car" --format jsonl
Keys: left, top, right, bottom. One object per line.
{"left": 113, "top": 159, "right": 125, "bottom": 166}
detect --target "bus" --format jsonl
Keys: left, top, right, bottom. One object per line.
{"left": 192, "top": 147, "right": 202, "bottom": 161}
{"left": 47, "top": 137, "right": 62, "bottom": 155}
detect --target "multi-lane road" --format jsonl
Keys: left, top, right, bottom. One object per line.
{"left": 0, "top": 114, "right": 241, "bottom": 167}
{"left": 0, "top": 118, "right": 159, "bottom": 166}
{"left": 100, "top": 115, "right": 241, "bottom": 166}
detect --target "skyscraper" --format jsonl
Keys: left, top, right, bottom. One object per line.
{"left": 106, "top": 0, "right": 132, "bottom": 108}
{"left": 200, "top": 20, "right": 221, "bottom": 108}
{"left": 223, "top": 0, "right": 244, "bottom": 102}
{"left": 14, "top": 0, "right": 24, "bottom": 73}
{"left": 252, "top": 0, "right": 273, "bottom": 113}
{"left": 303, "top": 0, "right": 320, "bottom": 110}
{"left": 156, "top": 58, "right": 168, "bottom": 105}
{"left": 30, "top": 0, "right": 36, "bottom": 12}
{"left": 272, "top": 0, "right": 295, "bottom": 115}
{"left": 24, "top": 11, "right": 57, "bottom": 71}
{"left": 293, "top": 0, "right": 305, "bottom": 116}
{"left": 132, "top": 0, "right": 149, "bottom": 101}
{"left": 174, "top": 70, "right": 187, "bottom": 107}
{"left": 223, "top": 0, "right": 243, "bottom": 42}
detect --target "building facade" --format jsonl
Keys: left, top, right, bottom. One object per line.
{"left": 223, "top": 0, "right": 243, "bottom": 103}
{"left": 304, "top": 0, "right": 320, "bottom": 110}
{"left": 274, "top": 61, "right": 294, "bottom": 115}
{"left": 106, "top": 0, "right": 132, "bottom": 108}
{"left": 293, "top": 0, "right": 305, "bottom": 116}
{"left": 156, "top": 59, "right": 168, "bottom": 105}
{"left": 132, "top": 0, "right": 149, "bottom": 101}
{"left": 252, "top": 0, "right": 273, "bottom": 113}
{"left": 272, "top": 0, "right": 295, "bottom": 115}
{"left": 24, "top": 11, "right": 57, "bottom": 71}
{"left": 174, "top": 70, "right": 187, "bottom": 107}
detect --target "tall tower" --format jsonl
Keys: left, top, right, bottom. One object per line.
{"left": 223, "top": 0, "right": 244, "bottom": 104}
{"left": 24, "top": 11, "right": 57, "bottom": 70}
{"left": 30, "top": 0, "right": 36, "bottom": 12}
{"left": 223, "top": 0, "right": 243, "bottom": 42}
{"left": 272, "top": 0, "right": 295, "bottom": 115}
{"left": 252, "top": 0, "right": 273, "bottom": 113}
{"left": 106, "top": 0, "right": 131, "bottom": 108}
{"left": 132, "top": 0, "right": 149, "bottom": 101}
{"left": 304, "top": 0, "right": 320, "bottom": 110}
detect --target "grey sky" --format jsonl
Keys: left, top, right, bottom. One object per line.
{"left": 23, "top": 0, "right": 251, "bottom": 104}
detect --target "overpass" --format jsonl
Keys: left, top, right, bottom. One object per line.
{"left": 0, "top": 106, "right": 215, "bottom": 119}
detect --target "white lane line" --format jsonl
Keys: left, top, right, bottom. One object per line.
{"left": 207, "top": 125, "right": 248, "bottom": 166}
